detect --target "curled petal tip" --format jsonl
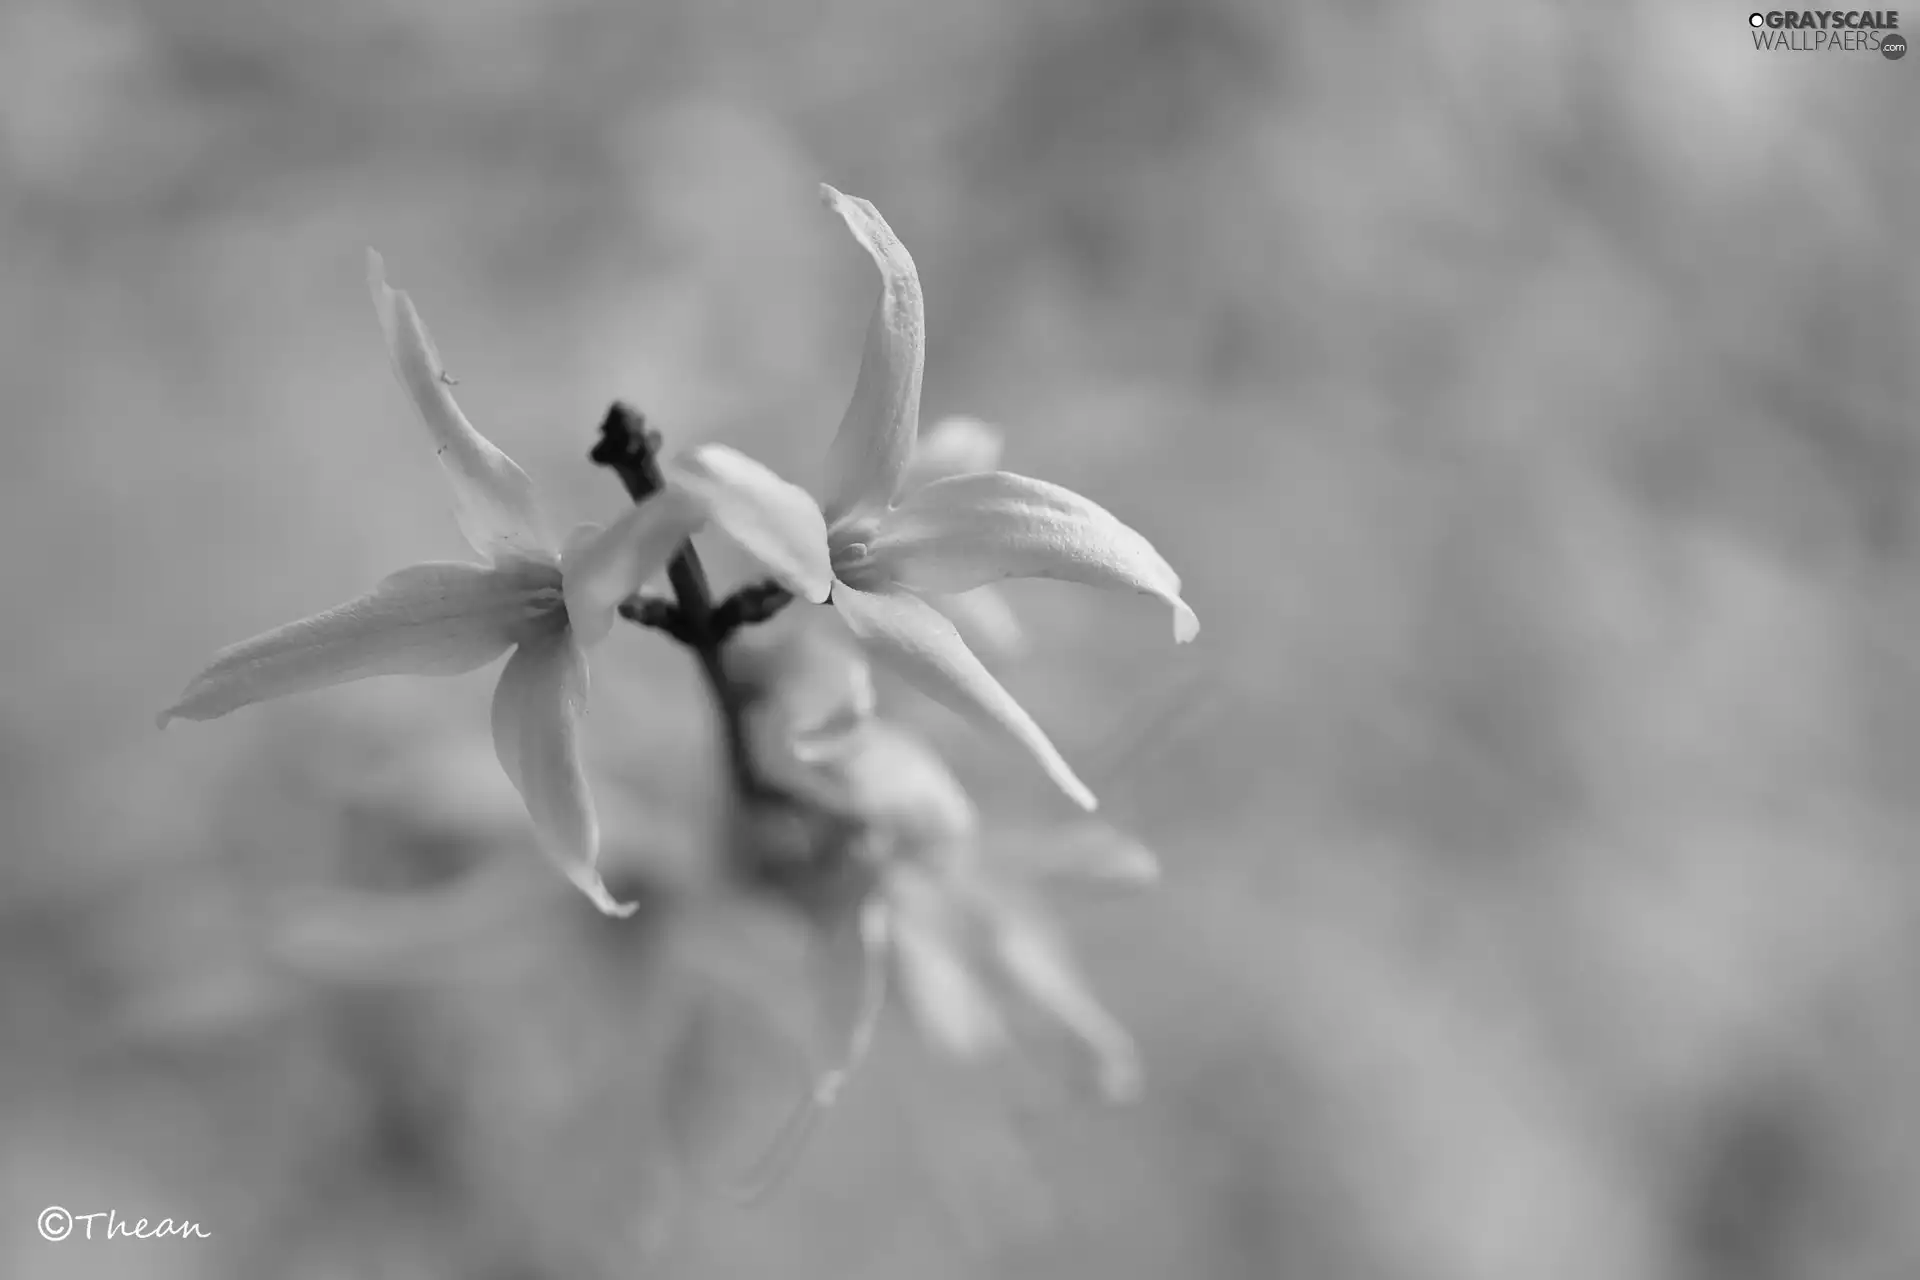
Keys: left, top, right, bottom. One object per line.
{"left": 1173, "top": 601, "right": 1200, "bottom": 644}
{"left": 1070, "top": 780, "right": 1099, "bottom": 813}
{"left": 574, "top": 871, "right": 641, "bottom": 918}
{"left": 155, "top": 708, "right": 174, "bottom": 730}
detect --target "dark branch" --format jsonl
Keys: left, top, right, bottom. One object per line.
{"left": 712, "top": 581, "right": 796, "bottom": 643}
{"left": 618, "top": 594, "right": 690, "bottom": 643}
{"left": 591, "top": 402, "right": 860, "bottom": 900}
{"left": 590, "top": 403, "right": 778, "bottom": 800}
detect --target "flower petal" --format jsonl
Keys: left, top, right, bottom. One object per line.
{"left": 904, "top": 416, "right": 1005, "bottom": 490}
{"left": 867, "top": 472, "right": 1198, "bottom": 643}
{"left": 490, "top": 630, "right": 635, "bottom": 917}
{"left": 830, "top": 584, "right": 1096, "bottom": 811}
{"left": 773, "top": 718, "right": 980, "bottom": 849}
{"left": 990, "top": 904, "right": 1141, "bottom": 1102}
{"left": 726, "top": 896, "right": 893, "bottom": 1202}
{"left": 888, "top": 870, "right": 1007, "bottom": 1059}
{"left": 819, "top": 185, "right": 925, "bottom": 530}
{"left": 367, "top": 250, "right": 554, "bottom": 562}
{"left": 665, "top": 444, "right": 834, "bottom": 603}
{"left": 159, "top": 561, "right": 548, "bottom": 725}
{"left": 559, "top": 491, "right": 705, "bottom": 647}
{"left": 734, "top": 629, "right": 878, "bottom": 802}
{"left": 829, "top": 720, "right": 979, "bottom": 848}
{"left": 928, "top": 586, "right": 1027, "bottom": 662}
{"left": 991, "top": 822, "right": 1161, "bottom": 893}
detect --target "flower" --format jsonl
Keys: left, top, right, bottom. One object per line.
{"left": 734, "top": 639, "right": 1155, "bottom": 1105}
{"left": 159, "top": 252, "right": 826, "bottom": 916}
{"left": 668, "top": 185, "right": 1198, "bottom": 814}
{"left": 827, "top": 716, "right": 1154, "bottom": 1101}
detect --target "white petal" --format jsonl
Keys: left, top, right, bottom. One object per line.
{"left": 991, "top": 905, "right": 1141, "bottom": 1102}
{"left": 888, "top": 871, "right": 1007, "bottom": 1059}
{"left": 928, "top": 586, "right": 1027, "bottom": 661}
{"left": 867, "top": 471, "right": 1198, "bottom": 643}
{"left": 490, "top": 630, "right": 635, "bottom": 917}
{"left": 367, "top": 250, "right": 554, "bottom": 562}
{"left": 904, "top": 416, "right": 1005, "bottom": 490}
{"left": 819, "top": 185, "right": 924, "bottom": 530}
{"left": 724, "top": 624, "right": 875, "bottom": 726}
{"left": 660, "top": 974, "right": 810, "bottom": 1202}
{"left": 725, "top": 897, "right": 893, "bottom": 1201}
{"left": 991, "top": 822, "right": 1161, "bottom": 893}
{"left": 160, "top": 561, "right": 550, "bottom": 725}
{"left": 559, "top": 491, "right": 704, "bottom": 647}
{"left": 793, "top": 896, "right": 891, "bottom": 1109}
{"left": 830, "top": 584, "right": 1096, "bottom": 811}
{"left": 665, "top": 444, "right": 833, "bottom": 603}
{"left": 829, "top": 720, "right": 979, "bottom": 848}
{"left": 734, "top": 631, "right": 878, "bottom": 803}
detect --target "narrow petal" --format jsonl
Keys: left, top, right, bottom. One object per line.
{"left": 991, "top": 905, "right": 1142, "bottom": 1102}
{"left": 829, "top": 720, "right": 979, "bottom": 848}
{"left": 904, "top": 416, "right": 1005, "bottom": 491}
{"left": 725, "top": 625, "right": 876, "bottom": 735}
{"left": 888, "top": 871, "right": 1007, "bottom": 1059}
{"left": 160, "top": 561, "right": 546, "bottom": 725}
{"left": 928, "top": 586, "right": 1027, "bottom": 661}
{"left": 367, "top": 250, "right": 554, "bottom": 562}
{"left": 735, "top": 631, "right": 878, "bottom": 803}
{"left": 490, "top": 630, "right": 635, "bottom": 917}
{"left": 559, "top": 491, "right": 705, "bottom": 647}
{"left": 660, "top": 972, "right": 811, "bottom": 1201}
{"left": 990, "top": 822, "right": 1161, "bottom": 893}
{"left": 830, "top": 584, "right": 1096, "bottom": 811}
{"left": 726, "top": 898, "right": 893, "bottom": 1204}
{"left": 819, "top": 185, "right": 925, "bottom": 529}
{"left": 867, "top": 471, "right": 1197, "bottom": 643}
{"left": 665, "top": 444, "right": 834, "bottom": 603}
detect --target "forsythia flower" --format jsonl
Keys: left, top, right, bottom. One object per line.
{"left": 740, "top": 640, "right": 1155, "bottom": 1103}
{"left": 158, "top": 252, "right": 827, "bottom": 916}
{"left": 680, "top": 185, "right": 1199, "bottom": 812}
{"left": 824, "top": 716, "right": 1154, "bottom": 1101}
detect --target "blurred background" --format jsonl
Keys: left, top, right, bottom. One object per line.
{"left": 3, "top": 0, "right": 1917, "bottom": 1275}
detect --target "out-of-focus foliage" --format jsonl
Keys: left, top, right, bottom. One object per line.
{"left": 1, "top": 0, "right": 1915, "bottom": 1276}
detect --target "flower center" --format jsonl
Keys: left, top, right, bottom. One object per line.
{"left": 491, "top": 555, "right": 569, "bottom": 642}
{"left": 831, "top": 536, "right": 887, "bottom": 589}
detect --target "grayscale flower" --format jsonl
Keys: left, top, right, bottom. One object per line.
{"left": 676, "top": 185, "right": 1198, "bottom": 812}
{"left": 159, "top": 252, "right": 826, "bottom": 916}
{"left": 736, "top": 643, "right": 1154, "bottom": 1104}
{"left": 820, "top": 715, "right": 1153, "bottom": 1101}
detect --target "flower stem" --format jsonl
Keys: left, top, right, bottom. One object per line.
{"left": 590, "top": 402, "right": 772, "bottom": 799}
{"left": 590, "top": 403, "right": 862, "bottom": 900}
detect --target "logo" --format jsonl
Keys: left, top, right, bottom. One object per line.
{"left": 1748, "top": 10, "right": 1904, "bottom": 53}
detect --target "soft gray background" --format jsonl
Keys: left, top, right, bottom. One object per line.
{"left": 3, "top": 1, "right": 1917, "bottom": 1276}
